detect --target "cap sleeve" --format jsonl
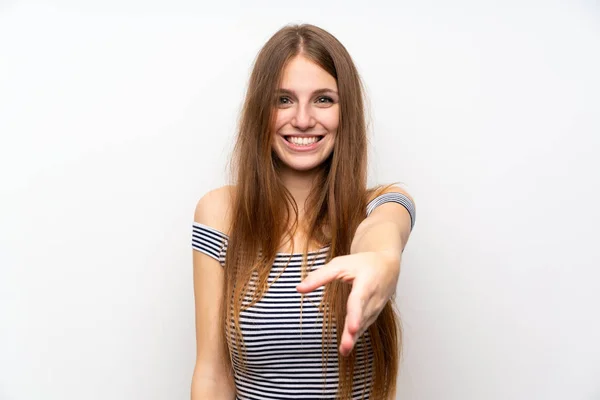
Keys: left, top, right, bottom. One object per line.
{"left": 366, "top": 192, "right": 416, "bottom": 231}
{"left": 192, "top": 222, "right": 229, "bottom": 267}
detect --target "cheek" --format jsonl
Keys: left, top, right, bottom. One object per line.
{"left": 273, "top": 110, "right": 288, "bottom": 132}
{"left": 322, "top": 107, "right": 340, "bottom": 132}
{"left": 324, "top": 116, "right": 339, "bottom": 134}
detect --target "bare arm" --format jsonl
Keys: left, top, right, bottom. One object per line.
{"left": 350, "top": 187, "right": 415, "bottom": 268}
{"left": 296, "top": 186, "right": 416, "bottom": 356}
{"left": 191, "top": 187, "right": 236, "bottom": 400}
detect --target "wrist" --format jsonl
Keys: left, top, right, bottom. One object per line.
{"left": 377, "top": 249, "right": 402, "bottom": 273}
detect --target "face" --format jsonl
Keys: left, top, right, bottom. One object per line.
{"left": 271, "top": 55, "right": 339, "bottom": 173}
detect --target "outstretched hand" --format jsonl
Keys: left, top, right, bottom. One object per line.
{"left": 296, "top": 250, "right": 401, "bottom": 356}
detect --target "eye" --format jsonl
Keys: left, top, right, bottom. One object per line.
{"left": 278, "top": 96, "right": 292, "bottom": 105}
{"left": 316, "top": 96, "right": 334, "bottom": 104}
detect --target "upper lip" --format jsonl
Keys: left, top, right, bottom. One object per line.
{"left": 281, "top": 134, "right": 325, "bottom": 137}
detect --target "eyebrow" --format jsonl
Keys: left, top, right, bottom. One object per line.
{"left": 277, "top": 88, "right": 338, "bottom": 96}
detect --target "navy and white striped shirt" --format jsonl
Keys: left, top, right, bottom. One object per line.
{"left": 192, "top": 192, "right": 415, "bottom": 400}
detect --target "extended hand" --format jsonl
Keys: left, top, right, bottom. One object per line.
{"left": 296, "top": 250, "right": 401, "bottom": 356}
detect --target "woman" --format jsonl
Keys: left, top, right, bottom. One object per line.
{"left": 191, "top": 23, "right": 416, "bottom": 400}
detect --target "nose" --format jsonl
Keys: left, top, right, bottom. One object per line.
{"left": 291, "top": 103, "right": 316, "bottom": 131}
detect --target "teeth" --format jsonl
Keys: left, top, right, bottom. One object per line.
{"left": 288, "top": 136, "right": 320, "bottom": 146}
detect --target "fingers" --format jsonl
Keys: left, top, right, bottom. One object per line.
{"left": 294, "top": 254, "right": 382, "bottom": 357}
{"left": 296, "top": 266, "right": 334, "bottom": 293}
{"left": 340, "top": 284, "right": 368, "bottom": 356}
{"left": 340, "top": 315, "right": 378, "bottom": 356}
{"left": 346, "top": 287, "right": 364, "bottom": 334}
{"left": 296, "top": 259, "right": 346, "bottom": 293}
{"left": 340, "top": 323, "right": 355, "bottom": 356}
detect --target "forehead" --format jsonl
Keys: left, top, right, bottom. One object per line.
{"left": 280, "top": 55, "right": 338, "bottom": 91}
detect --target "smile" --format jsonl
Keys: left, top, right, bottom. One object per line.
{"left": 282, "top": 135, "right": 325, "bottom": 151}
{"left": 285, "top": 135, "right": 323, "bottom": 145}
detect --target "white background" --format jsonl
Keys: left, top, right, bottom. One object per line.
{"left": 1, "top": 1, "right": 599, "bottom": 399}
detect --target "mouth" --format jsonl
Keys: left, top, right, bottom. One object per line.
{"left": 280, "top": 134, "right": 325, "bottom": 151}
{"left": 283, "top": 135, "right": 325, "bottom": 144}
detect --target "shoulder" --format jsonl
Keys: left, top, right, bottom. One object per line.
{"left": 365, "top": 182, "right": 417, "bottom": 230}
{"left": 367, "top": 182, "right": 416, "bottom": 206}
{"left": 194, "top": 185, "right": 236, "bottom": 236}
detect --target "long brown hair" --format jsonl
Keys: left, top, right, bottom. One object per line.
{"left": 221, "top": 23, "right": 401, "bottom": 399}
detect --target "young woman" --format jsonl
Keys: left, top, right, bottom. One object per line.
{"left": 191, "top": 24, "right": 416, "bottom": 400}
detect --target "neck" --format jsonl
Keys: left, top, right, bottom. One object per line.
{"left": 276, "top": 163, "right": 329, "bottom": 251}
{"left": 278, "top": 166, "right": 322, "bottom": 220}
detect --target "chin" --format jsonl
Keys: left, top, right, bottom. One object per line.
{"left": 291, "top": 163, "right": 325, "bottom": 172}
{"left": 272, "top": 139, "right": 334, "bottom": 172}
{"left": 279, "top": 159, "right": 326, "bottom": 172}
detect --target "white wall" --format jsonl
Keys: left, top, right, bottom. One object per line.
{"left": 1, "top": 1, "right": 599, "bottom": 399}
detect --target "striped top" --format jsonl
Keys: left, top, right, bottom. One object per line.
{"left": 192, "top": 192, "right": 415, "bottom": 400}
